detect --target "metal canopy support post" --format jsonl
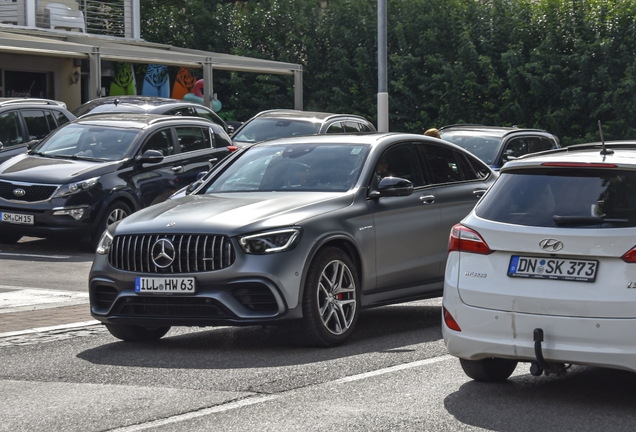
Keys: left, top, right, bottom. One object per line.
{"left": 202, "top": 58, "right": 213, "bottom": 108}
{"left": 294, "top": 69, "right": 303, "bottom": 110}
{"left": 377, "top": 0, "right": 389, "bottom": 132}
{"left": 89, "top": 47, "right": 102, "bottom": 100}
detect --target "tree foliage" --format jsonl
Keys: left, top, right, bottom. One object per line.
{"left": 140, "top": 0, "right": 636, "bottom": 144}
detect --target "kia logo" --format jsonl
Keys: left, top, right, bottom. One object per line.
{"left": 12, "top": 188, "right": 26, "bottom": 197}
{"left": 539, "top": 238, "right": 563, "bottom": 252}
{"left": 151, "top": 238, "right": 176, "bottom": 268}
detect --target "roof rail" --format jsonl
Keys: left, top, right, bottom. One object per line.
{"left": 0, "top": 98, "right": 67, "bottom": 109}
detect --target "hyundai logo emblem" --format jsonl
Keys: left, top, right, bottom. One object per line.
{"left": 539, "top": 238, "right": 563, "bottom": 252}
{"left": 13, "top": 188, "right": 26, "bottom": 197}
{"left": 151, "top": 238, "right": 176, "bottom": 268}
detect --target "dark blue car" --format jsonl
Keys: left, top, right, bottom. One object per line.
{"left": 438, "top": 124, "right": 560, "bottom": 170}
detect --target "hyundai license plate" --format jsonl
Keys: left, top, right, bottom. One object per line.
{"left": 135, "top": 277, "right": 196, "bottom": 294}
{"left": 0, "top": 211, "right": 34, "bottom": 225}
{"left": 508, "top": 256, "right": 598, "bottom": 282}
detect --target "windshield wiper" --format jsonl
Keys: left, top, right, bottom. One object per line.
{"left": 69, "top": 155, "right": 102, "bottom": 162}
{"left": 30, "top": 151, "right": 57, "bottom": 158}
{"left": 553, "top": 215, "right": 629, "bottom": 226}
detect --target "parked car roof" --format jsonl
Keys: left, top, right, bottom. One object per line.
{"left": 72, "top": 96, "right": 230, "bottom": 133}
{"left": 231, "top": 109, "right": 377, "bottom": 145}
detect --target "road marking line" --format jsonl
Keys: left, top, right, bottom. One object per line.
{"left": 108, "top": 395, "right": 281, "bottom": 432}
{"left": 333, "top": 355, "right": 453, "bottom": 384}
{"left": 107, "top": 355, "right": 453, "bottom": 432}
{"left": 0, "top": 252, "right": 72, "bottom": 259}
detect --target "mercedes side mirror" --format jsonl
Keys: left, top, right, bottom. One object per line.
{"left": 369, "top": 177, "right": 414, "bottom": 198}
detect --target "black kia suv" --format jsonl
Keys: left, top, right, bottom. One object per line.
{"left": 0, "top": 113, "right": 235, "bottom": 246}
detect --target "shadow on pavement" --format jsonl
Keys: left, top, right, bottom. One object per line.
{"left": 444, "top": 365, "right": 636, "bottom": 431}
{"left": 77, "top": 302, "right": 444, "bottom": 369}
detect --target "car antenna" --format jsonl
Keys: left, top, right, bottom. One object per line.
{"left": 114, "top": 98, "right": 120, "bottom": 106}
{"left": 598, "top": 120, "right": 613, "bottom": 156}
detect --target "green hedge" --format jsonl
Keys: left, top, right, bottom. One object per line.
{"left": 141, "top": 0, "right": 636, "bottom": 145}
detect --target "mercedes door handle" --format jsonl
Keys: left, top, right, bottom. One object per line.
{"left": 420, "top": 194, "right": 435, "bottom": 204}
{"left": 171, "top": 166, "right": 183, "bottom": 172}
{"left": 473, "top": 189, "right": 487, "bottom": 198}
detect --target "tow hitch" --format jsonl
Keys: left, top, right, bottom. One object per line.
{"left": 530, "top": 328, "right": 567, "bottom": 377}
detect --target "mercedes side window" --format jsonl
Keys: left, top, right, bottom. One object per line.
{"left": 422, "top": 144, "right": 463, "bottom": 184}
{"left": 0, "top": 111, "right": 23, "bottom": 147}
{"left": 141, "top": 129, "right": 175, "bottom": 156}
{"left": 176, "top": 127, "right": 210, "bottom": 153}
{"left": 375, "top": 144, "right": 425, "bottom": 187}
{"left": 462, "top": 153, "right": 492, "bottom": 180}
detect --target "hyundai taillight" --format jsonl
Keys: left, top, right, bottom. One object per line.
{"left": 448, "top": 223, "right": 493, "bottom": 254}
{"left": 622, "top": 246, "right": 636, "bottom": 263}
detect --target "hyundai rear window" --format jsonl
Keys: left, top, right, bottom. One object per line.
{"left": 476, "top": 168, "right": 636, "bottom": 228}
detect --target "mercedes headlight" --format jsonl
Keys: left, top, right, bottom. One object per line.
{"left": 238, "top": 228, "right": 302, "bottom": 254}
{"left": 96, "top": 229, "right": 113, "bottom": 255}
{"left": 53, "top": 176, "right": 100, "bottom": 198}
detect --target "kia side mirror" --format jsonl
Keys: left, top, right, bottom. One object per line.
{"left": 137, "top": 149, "right": 164, "bottom": 164}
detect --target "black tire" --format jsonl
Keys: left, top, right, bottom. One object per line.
{"left": 0, "top": 233, "right": 22, "bottom": 244}
{"left": 90, "top": 201, "right": 132, "bottom": 250}
{"left": 296, "top": 247, "right": 360, "bottom": 347}
{"left": 105, "top": 324, "right": 171, "bottom": 342}
{"left": 460, "top": 357, "right": 518, "bottom": 382}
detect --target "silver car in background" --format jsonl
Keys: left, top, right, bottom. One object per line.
{"left": 90, "top": 133, "right": 496, "bottom": 346}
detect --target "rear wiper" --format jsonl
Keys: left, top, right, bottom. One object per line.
{"left": 553, "top": 215, "right": 629, "bottom": 226}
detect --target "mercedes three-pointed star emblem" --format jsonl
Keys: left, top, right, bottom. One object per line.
{"left": 151, "top": 238, "right": 176, "bottom": 268}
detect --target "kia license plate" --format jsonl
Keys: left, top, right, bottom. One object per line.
{"left": 508, "top": 256, "right": 598, "bottom": 282}
{"left": 135, "top": 277, "right": 196, "bottom": 294}
{"left": 0, "top": 211, "right": 34, "bottom": 225}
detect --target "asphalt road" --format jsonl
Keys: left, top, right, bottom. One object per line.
{"left": 2, "top": 238, "right": 636, "bottom": 431}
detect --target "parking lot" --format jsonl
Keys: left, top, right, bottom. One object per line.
{"left": 3, "top": 237, "right": 636, "bottom": 431}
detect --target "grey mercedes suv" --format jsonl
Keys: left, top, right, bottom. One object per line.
{"left": 90, "top": 133, "right": 496, "bottom": 346}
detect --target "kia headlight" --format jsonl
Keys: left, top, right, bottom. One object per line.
{"left": 53, "top": 176, "right": 100, "bottom": 198}
{"left": 96, "top": 229, "right": 113, "bottom": 255}
{"left": 238, "top": 228, "right": 302, "bottom": 255}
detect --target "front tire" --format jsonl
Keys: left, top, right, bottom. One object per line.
{"left": 105, "top": 324, "right": 171, "bottom": 342}
{"left": 460, "top": 357, "right": 518, "bottom": 382}
{"left": 297, "top": 247, "right": 360, "bottom": 347}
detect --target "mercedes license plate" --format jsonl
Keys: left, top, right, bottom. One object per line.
{"left": 135, "top": 277, "right": 196, "bottom": 294}
{"left": 508, "top": 256, "right": 598, "bottom": 282}
{"left": 0, "top": 211, "right": 34, "bottom": 225}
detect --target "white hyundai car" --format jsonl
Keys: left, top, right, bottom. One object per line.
{"left": 443, "top": 141, "right": 636, "bottom": 381}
